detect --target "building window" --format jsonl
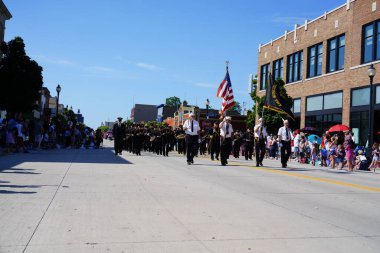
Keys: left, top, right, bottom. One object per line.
{"left": 292, "top": 98, "right": 301, "bottom": 113}
{"left": 350, "top": 111, "right": 369, "bottom": 146}
{"left": 362, "top": 20, "right": 380, "bottom": 63}
{"left": 324, "top": 92, "right": 343, "bottom": 109}
{"left": 352, "top": 87, "right": 370, "bottom": 106}
{"left": 377, "top": 85, "right": 380, "bottom": 104}
{"left": 305, "top": 113, "right": 342, "bottom": 134}
{"left": 307, "top": 43, "right": 323, "bottom": 78}
{"left": 287, "top": 50, "right": 303, "bottom": 83}
{"left": 307, "top": 91, "right": 343, "bottom": 111}
{"left": 260, "top": 63, "right": 270, "bottom": 90}
{"left": 327, "top": 34, "right": 345, "bottom": 73}
{"left": 307, "top": 95, "right": 323, "bottom": 111}
{"left": 273, "top": 58, "right": 283, "bottom": 80}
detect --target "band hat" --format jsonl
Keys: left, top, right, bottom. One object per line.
{"left": 225, "top": 116, "right": 231, "bottom": 120}
{"left": 189, "top": 112, "right": 195, "bottom": 117}
{"left": 117, "top": 117, "right": 123, "bottom": 120}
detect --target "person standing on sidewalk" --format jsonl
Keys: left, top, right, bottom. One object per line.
{"left": 278, "top": 120, "right": 293, "bottom": 168}
{"left": 219, "top": 116, "right": 233, "bottom": 166}
{"left": 183, "top": 113, "right": 200, "bottom": 165}
{"left": 254, "top": 118, "right": 267, "bottom": 167}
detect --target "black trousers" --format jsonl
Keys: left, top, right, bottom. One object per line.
{"left": 186, "top": 135, "right": 198, "bottom": 162}
{"left": 280, "top": 140, "right": 291, "bottom": 166}
{"left": 255, "top": 139, "right": 265, "bottom": 164}
{"left": 210, "top": 141, "right": 220, "bottom": 159}
{"left": 244, "top": 142, "right": 253, "bottom": 160}
{"left": 220, "top": 137, "right": 232, "bottom": 165}
{"left": 114, "top": 137, "right": 123, "bottom": 154}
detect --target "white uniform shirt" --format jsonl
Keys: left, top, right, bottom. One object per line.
{"left": 278, "top": 126, "right": 293, "bottom": 142}
{"left": 219, "top": 122, "right": 233, "bottom": 138}
{"left": 183, "top": 119, "right": 200, "bottom": 136}
{"left": 253, "top": 124, "right": 267, "bottom": 139}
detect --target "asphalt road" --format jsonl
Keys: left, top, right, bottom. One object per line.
{"left": 0, "top": 140, "right": 380, "bottom": 253}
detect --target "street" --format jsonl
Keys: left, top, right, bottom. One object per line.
{"left": 1, "top": 140, "right": 380, "bottom": 253}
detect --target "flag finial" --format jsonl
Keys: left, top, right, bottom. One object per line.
{"left": 226, "top": 61, "right": 229, "bottom": 71}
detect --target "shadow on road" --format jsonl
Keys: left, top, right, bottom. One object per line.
{"left": 0, "top": 147, "right": 132, "bottom": 194}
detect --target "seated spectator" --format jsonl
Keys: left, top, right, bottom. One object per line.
{"left": 354, "top": 150, "right": 368, "bottom": 171}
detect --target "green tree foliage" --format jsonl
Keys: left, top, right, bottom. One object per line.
{"left": 97, "top": 126, "right": 109, "bottom": 133}
{"left": 165, "top": 96, "right": 181, "bottom": 107}
{"left": 248, "top": 78, "right": 293, "bottom": 135}
{"left": 0, "top": 37, "right": 43, "bottom": 113}
{"left": 230, "top": 101, "right": 242, "bottom": 114}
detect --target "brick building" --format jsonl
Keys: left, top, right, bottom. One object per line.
{"left": 257, "top": 0, "right": 380, "bottom": 145}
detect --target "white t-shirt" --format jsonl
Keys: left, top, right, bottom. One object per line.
{"left": 294, "top": 134, "right": 300, "bottom": 147}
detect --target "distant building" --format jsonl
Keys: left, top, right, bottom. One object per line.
{"left": 131, "top": 104, "right": 157, "bottom": 123}
{"left": 76, "top": 109, "right": 84, "bottom": 124}
{"left": 103, "top": 121, "right": 115, "bottom": 129}
{"left": 156, "top": 104, "right": 177, "bottom": 122}
{"left": 0, "top": 0, "right": 11, "bottom": 56}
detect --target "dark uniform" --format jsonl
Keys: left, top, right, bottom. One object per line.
{"left": 209, "top": 124, "right": 220, "bottom": 161}
{"left": 112, "top": 118, "right": 125, "bottom": 155}
{"left": 242, "top": 129, "right": 254, "bottom": 160}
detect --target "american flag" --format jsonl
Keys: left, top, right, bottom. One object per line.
{"left": 216, "top": 68, "right": 235, "bottom": 114}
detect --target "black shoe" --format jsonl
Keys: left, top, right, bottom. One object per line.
{"left": 191, "top": 160, "right": 194, "bottom": 164}
{"left": 256, "top": 163, "right": 260, "bottom": 167}
{"left": 187, "top": 161, "right": 191, "bottom": 165}
{"left": 216, "top": 157, "right": 219, "bottom": 160}
{"left": 221, "top": 163, "right": 226, "bottom": 166}
{"left": 260, "top": 162, "right": 263, "bottom": 166}
{"left": 282, "top": 164, "right": 286, "bottom": 168}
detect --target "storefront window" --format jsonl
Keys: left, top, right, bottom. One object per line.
{"left": 377, "top": 85, "right": 380, "bottom": 104}
{"left": 305, "top": 113, "right": 342, "bottom": 133}
{"left": 324, "top": 92, "right": 342, "bottom": 109}
{"left": 293, "top": 99, "right": 301, "bottom": 113}
{"left": 352, "top": 87, "right": 370, "bottom": 106}
{"left": 307, "top": 95, "right": 323, "bottom": 111}
{"left": 350, "top": 111, "right": 369, "bottom": 146}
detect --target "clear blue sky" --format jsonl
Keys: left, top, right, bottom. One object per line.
{"left": 4, "top": 0, "right": 344, "bottom": 128}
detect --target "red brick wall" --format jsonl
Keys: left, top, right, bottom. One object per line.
{"left": 257, "top": 0, "right": 380, "bottom": 128}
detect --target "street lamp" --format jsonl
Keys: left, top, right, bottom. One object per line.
{"left": 56, "top": 84, "right": 61, "bottom": 116}
{"left": 205, "top": 98, "right": 210, "bottom": 119}
{"left": 368, "top": 64, "right": 376, "bottom": 149}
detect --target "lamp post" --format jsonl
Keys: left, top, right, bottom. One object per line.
{"left": 368, "top": 64, "right": 376, "bottom": 149}
{"left": 205, "top": 98, "right": 210, "bottom": 119}
{"left": 56, "top": 84, "right": 61, "bottom": 116}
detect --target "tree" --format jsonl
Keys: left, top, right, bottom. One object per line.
{"left": 0, "top": 37, "right": 43, "bottom": 113}
{"left": 248, "top": 78, "right": 293, "bottom": 134}
{"left": 246, "top": 75, "right": 258, "bottom": 128}
{"left": 97, "top": 126, "right": 109, "bottom": 133}
{"left": 230, "top": 101, "right": 242, "bottom": 114}
{"left": 165, "top": 96, "right": 181, "bottom": 107}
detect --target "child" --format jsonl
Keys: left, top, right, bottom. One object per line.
{"left": 320, "top": 146, "right": 328, "bottom": 167}
{"left": 369, "top": 143, "right": 379, "bottom": 172}
{"left": 335, "top": 144, "right": 345, "bottom": 169}
{"left": 311, "top": 143, "right": 319, "bottom": 166}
